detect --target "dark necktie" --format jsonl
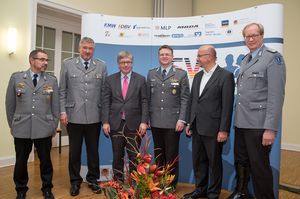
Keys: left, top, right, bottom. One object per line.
{"left": 162, "top": 69, "right": 167, "bottom": 79}
{"left": 247, "top": 54, "right": 252, "bottom": 63}
{"left": 33, "top": 74, "right": 38, "bottom": 87}
{"left": 84, "top": 61, "right": 89, "bottom": 70}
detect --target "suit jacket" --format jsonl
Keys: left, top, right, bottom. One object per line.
{"left": 147, "top": 66, "right": 190, "bottom": 129}
{"left": 102, "top": 71, "right": 148, "bottom": 131}
{"left": 59, "top": 57, "right": 107, "bottom": 124}
{"left": 234, "top": 45, "right": 286, "bottom": 131}
{"left": 188, "top": 66, "right": 234, "bottom": 136}
{"left": 5, "top": 70, "right": 59, "bottom": 139}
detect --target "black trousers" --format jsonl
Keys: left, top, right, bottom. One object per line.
{"left": 234, "top": 127, "right": 275, "bottom": 199}
{"left": 110, "top": 120, "right": 141, "bottom": 181}
{"left": 14, "top": 137, "right": 53, "bottom": 193}
{"left": 67, "top": 123, "right": 101, "bottom": 185}
{"left": 151, "top": 127, "right": 180, "bottom": 186}
{"left": 192, "top": 130, "right": 223, "bottom": 199}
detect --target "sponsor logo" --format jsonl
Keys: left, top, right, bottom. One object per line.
{"left": 173, "top": 57, "right": 200, "bottom": 78}
{"left": 104, "top": 23, "right": 116, "bottom": 28}
{"left": 205, "top": 31, "right": 222, "bottom": 36}
{"left": 133, "top": 25, "right": 151, "bottom": 29}
{"left": 177, "top": 25, "right": 199, "bottom": 29}
{"left": 205, "top": 23, "right": 217, "bottom": 29}
{"left": 221, "top": 20, "right": 229, "bottom": 27}
{"left": 226, "top": 29, "right": 233, "bottom": 35}
{"left": 172, "top": 34, "right": 184, "bottom": 38}
{"left": 233, "top": 18, "right": 252, "bottom": 25}
{"left": 118, "top": 24, "right": 131, "bottom": 29}
{"left": 194, "top": 32, "right": 202, "bottom": 37}
{"left": 137, "top": 32, "right": 150, "bottom": 37}
{"left": 104, "top": 31, "right": 111, "bottom": 37}
{"left": 155, "top": 25, "right": 172, "bottom": 30}
{"left": 154, "top": 34, "right": 170, "bottom": 38}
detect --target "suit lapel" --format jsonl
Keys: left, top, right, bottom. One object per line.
{"left": 35, "top": 72, "right": 46, "bottom": 91}
{"left": 155, "top": 67, "right": 164, "bottom": 81}
{"left": 240, "top": 45, "right": 265, "bottom": 74}
{"left": 115, "top": 72, "right": 123, "bottom": 99}
{"left": 199, "top": 66, "right": 221, "bottom": 99}
{"left": 24, "top": 70, "right": 35, "bottom": 90}
{"left": 193, "top": 71, "right": 203, "bottom": 98}
{"left": 163, "top": 66, "right": 176, "bottom": 81}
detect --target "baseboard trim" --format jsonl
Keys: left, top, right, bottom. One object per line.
{"left": 0, "top": 156, "right": 15, "bottom": 168}
{"left": 281, "top": 143, "right": 300, "bottom": 152}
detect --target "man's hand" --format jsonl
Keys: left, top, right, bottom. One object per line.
{"left": 175, "top": 121, "right": 185, "bottom": 132}
{"left": 102, "top": 123, "right": 111, "bottom": 137}
{"left": 185, "top": 125, "right": 192, "bottom": 137}
{"left": 60, "top": 113, "right": 68, "bottom": 126}
{"left": 217, "top": 131, "right": 228, "bottom": 142}
{"left": 138, "top": 123, "right": 148, "bottom": 137}
{"left": 262, "top": 129, "right": 276, "bottom": 146}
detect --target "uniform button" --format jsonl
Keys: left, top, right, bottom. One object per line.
{"left": 32, "top": 99, "right": 35, "bottom": 102}
{"left": 238, "top": 93, "right": 241, "bottom": 96}
{"left": 161, "top": 107, "right": 164, "bottom": 110}
{"left": 33, "top": 92, "right": 36, "bottom": 95}
{"left": 161, "top": 99, "right": 164, "bottom": 102}
{"left": 239, "top": 84, "right": 242, "bottom": 87}
{"left": 259, "top": 105, "right": 262, "bottom": 108}
{"left": 32, "top": 106, "right": 35, "bottom": 109}
{"left": 32, "top": 113, "right": 34, "bottom": 116}
{"left": 85, "top": 99, "right": 88, "bottom": 102}
{"left": 162, "top": 91, "right": 164, "bottom": 94}
{"left": 85, "top": 83, "right": 88, "bottom": 85}
{"left": 85, "top": 75, "right": 88, "bottom": 77}
{"left": 85, "top": 91, "right": 88, "bottom": 94}
{"left": 241, "top": 75, "right": 244, "bottom": 78}
{"left": 254, "top": 74, "right": 257, "bottom": 77}
{"left": 238, "top": 102, "right": 241, "bottom": 105}
{"left": 162, "top": 83, "right": 164, "bottom": 86}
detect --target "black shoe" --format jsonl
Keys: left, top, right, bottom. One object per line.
{"left": 43, "top": 190, "right": 55, "bottom": 199}
{"left": 88, "top": 183, "right": 102, "bottom": 194}
{"left": 227, "top": 191, "right": 248, "bottom": 199}
{"left": 182, "top": 190, "right": 207, "bottom": 199}
{"left": 16, "top": 192, "right": 26, "bottom": 199}
{"left": 70, "top": 184, "right": 80, "bottom": 196}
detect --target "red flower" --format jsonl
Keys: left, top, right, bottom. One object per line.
{"left": 143, "top": 154, "right": 152, "bottom": 163}
{"left": 137, "top": 163, "right": 146, "bottom": 175}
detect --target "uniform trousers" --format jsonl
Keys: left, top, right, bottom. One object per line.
{"left": 151, "top": 127, "right": 180, "bottom": 186}
{"left": 14, "top": 136, "right": 53, "bottom": 193}
{"left": 67, "top": 122, "right": 101, "bottom": 185}
{"left": 192, "top": 127, "right": 223, "bottom": 199}
{"left": 234, "top": 127, "right": 275, "bottom": 199}
{"left": 110, "top": 120, "right": 141, "bottom": 181}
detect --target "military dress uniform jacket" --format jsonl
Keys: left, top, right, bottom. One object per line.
{"left": 59, "top": 57, "right": 107, "bottom": 124}
{"left": 234, "top": 45, "right": 286, "bottom": 131}
{"left": 147, "top": 66, "right": 190, "bottom": 129}
{"left": 5, "top": 70, "right": 59, "bottom": 139}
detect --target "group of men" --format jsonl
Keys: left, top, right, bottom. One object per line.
{"left": 6, "top": 22, "right": 285, "bottom": 199}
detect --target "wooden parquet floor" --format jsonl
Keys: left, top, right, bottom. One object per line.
{"left": 0, "top": 147, "right": 299, "bottom": 199}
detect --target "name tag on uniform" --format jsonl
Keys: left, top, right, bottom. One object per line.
{"left": 171, "top": 82, "right": 179, "bottom": 86}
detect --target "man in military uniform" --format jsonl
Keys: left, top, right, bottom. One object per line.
{"left": 6, "top": 49, "right": 59, "bottom": 199}
{"left": 147, "top": 45, "right": 190, "bottom": 190}
{"left": 59, "top": 37, "right": 107, "bottom": 196}
{"left": 228, "top": 23, "right": 286, "bottom": 199}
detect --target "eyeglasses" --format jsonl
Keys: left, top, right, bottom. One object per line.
{"left": 244, "top": 34, "right": 261, "bottom": 40}
{"left": 197, "top": 54, "right": 210, "bottom": 58}
{"left": 33, "top": 57, "right": 50, "bottom": 62}
{"left": 119, "top": 61, "right": 132, "bottom": 65}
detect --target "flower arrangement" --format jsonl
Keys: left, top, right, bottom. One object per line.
{"left": 100, "top": 136, "right": 177, "bottom": 199}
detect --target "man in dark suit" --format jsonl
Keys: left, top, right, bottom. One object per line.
{"left": 102, "top": 51, "right": 148, "bottom": 181}
{"left": 147, "top": 45, "right": 190, "bottom": 190}
{"left": 59, "top": 37, "right": 107, "bottom": 196}
{"left": 183, "top": 45, "right": 234, "bottom": 199}
{"left": 6, "top": 49, "right": 59, "bottom": 199}
{"left": 228, "top": 23, "right": 286, "bottom": 199}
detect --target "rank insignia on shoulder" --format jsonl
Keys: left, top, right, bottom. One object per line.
{"left": 275, "top": 56, "right": 283, "bottom": 65}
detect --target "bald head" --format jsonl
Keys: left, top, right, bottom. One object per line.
{"left": 197, "top": 45, "right": 217, "bottom": 71}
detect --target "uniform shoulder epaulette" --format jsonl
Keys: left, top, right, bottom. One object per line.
{"left": 266, "top": 48, "right": 278, "bottom": 53}
{"left": 63, "top": 57, "right": 74, "bottom": 62}
{"left": 149, "top": 67, "right": 158, "bottom": 71}
{"left": 94, "top": 58, "right": 106, "bottom": 64}
{"left": 12, "top": 71, "right": 24, "bottom": 75}
{"left": 46, "top": 72, "right": 57, "bottom": 79}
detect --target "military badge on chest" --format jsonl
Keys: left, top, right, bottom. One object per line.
{"left": 43, "top": 85, "right": 53, "bottom": 100}
{"left": 170, "top": 77, "right": 179, "bottom": 95}
{"left": 16, "top": 82, "right": 25, "bottom": 97}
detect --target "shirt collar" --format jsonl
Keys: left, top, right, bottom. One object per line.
{"left": 203, "top": 63, "right": 217, "bottom": 75}
{"left": 121, "top": 71, "right": 132, "bottom": 79}
{"left": 30, "top": 70, "right": 41, "bottom": 78}
{"left": 80, "top": 57, "right": 91, "bottom": 65}
{"left": 251, "top": 44, "right": 264, "bottom": 59}
{"left": 161, "top": 65, "right": 172, "bottom": 74}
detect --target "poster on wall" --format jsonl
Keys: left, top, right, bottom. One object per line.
{"left": 81, "top": 3, "right": 283, "bottom": 197}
